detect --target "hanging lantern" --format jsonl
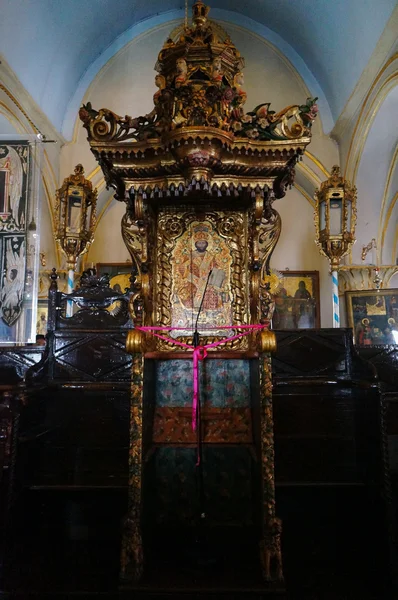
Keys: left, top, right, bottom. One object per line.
{"left": 314, "top": 165, "right": 357, "bottom": 269}
{"left": 314, "top": 165, "right": 357, "bottom": 327}
{"left": 55, "top": 164, "right": 97, "bottom": 285}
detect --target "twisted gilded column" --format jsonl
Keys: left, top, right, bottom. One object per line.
{"left": 120, "top": 330, "right": 144, "bottom": 582}
{"left": 258, "top": 330, "right": 283, "bottom": 582}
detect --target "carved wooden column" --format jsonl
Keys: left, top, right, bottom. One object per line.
{"left": 120, "top": 332, "right": 144, "bottom": 582}
{"left": 258, "top": 332, "right": 282, "bottom": 581}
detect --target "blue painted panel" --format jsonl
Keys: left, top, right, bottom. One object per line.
{"left": 155, "top": 359, "right": 251, "bottom": 407}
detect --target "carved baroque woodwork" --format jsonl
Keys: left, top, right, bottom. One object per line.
{"left": 80, "top": 0, "right": 317, "bottom": 585}
{"left": 80, "top": 2, "right": 317, "bottom": 333}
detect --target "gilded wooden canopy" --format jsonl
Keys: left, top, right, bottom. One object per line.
{"left": 79, "top": 0, "right": 318, "bottom": 334}
{"left": 79, "top": 0, "right": 318, "bottom": 204}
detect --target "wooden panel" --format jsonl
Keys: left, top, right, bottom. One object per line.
{"left": 275, "top": 436, "right": 358, "bottom": 483}
{"left": 273, "top": 392, "right": 357, "bottom": 437}
{"left": 17, "top": 390, "right": 130, "bottom": 488}
{"left": 152, "top": 406, "right": 252, "bottom": 444}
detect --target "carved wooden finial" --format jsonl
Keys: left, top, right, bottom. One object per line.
{"left": 49, "top": 267, "right": 58, "bottom": 291}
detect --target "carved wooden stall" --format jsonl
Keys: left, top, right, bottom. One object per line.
{"left": 3, "top": 269, "right": 134, "bottom": 591}
{"left": 0, "top": 325, "right": 392, "bottom": 596}
{"left": 79, "top": 1, "right": 318, "bottom": 588}
{"left": 359, "top": 344, "right": 398, "bottom": 590}
{"left": 272, "top": 330, "right": 392, "bottom": 597}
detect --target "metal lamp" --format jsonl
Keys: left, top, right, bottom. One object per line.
{"left": 314, "top": 165, "right": 357, "bottom": 327}
{"left": 55, "top": 164, "right": 97, "bottom": 311}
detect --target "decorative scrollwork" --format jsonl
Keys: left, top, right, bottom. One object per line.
{"left": 80, "top": 94, "right": 317, "bottom": 145}
{"left": 79, "top": 103, "right": 159, "bottom": 143}
{"left": 233, "top": 97, "right": 318, "bottom": 142}
{"left": 259, "top": 208, "right": 282, "bottom": 281}
{"left": 251, "top": 206, "right": 282, "bottom": 324}
{"left": 121, "top": 198, "right": 154, "bottom": 327}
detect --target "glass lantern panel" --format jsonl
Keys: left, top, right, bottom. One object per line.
{"left": 85, "top": 203, "right": 92, "bottom": 232}
{"left": 67, "top": 186, "right": 83, "bottom": 233}
{"left": 329, "top": 193, "right": 343, "bottom": 235}
{"left": 346, "top": 200, "right": 352, "bottom": 231}
{"left": 319, "top": 201, "right": 326, "bottom": 231}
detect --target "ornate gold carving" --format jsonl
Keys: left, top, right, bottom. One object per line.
{"left": 258, "top": 353, "right": 283, "bottom": 582}
{"left": 80, "top": 95, "right": 316, "bottom": 146}
{"left": 87, "top": 137, "right": 308, "bottom": 198}
{"left": 121, "top": 194, "right": 155, "bottom": 328}
{"left": 259, "top": 330, "right": 277, "bottom": 353}
{"left": 251, "top": 206, "right": 281, "bottom": 323}
{"left": 259, "top": 517, "right": 284, "bottom": 582}
{"left": 361, "top": 238, "right": 377, "bottom": 262}
{"left": 258, "top": 352, "right": 282, "bottom": 582}
{"left": 54, "top": 164, "right": 97, "bottom": 270}
{"left": 258, "top": 209, "right": 281, "bottom": 279}
{"left": 121, "top": 209, "right": 142, "bottom": 274}
{"left": 79, "top": 1, "right": 318, "bottom": 179}
{"left": 337, "top": 265, "right": 398, "bottom": 295}
{"left": 120, "top": 353, "right": 144, "bottom": 582}
{"left": 314, "top": 165, "right": 357, "bottom": 270}
{"left": 126, "top": 329, "right": 143, "bottom": 354}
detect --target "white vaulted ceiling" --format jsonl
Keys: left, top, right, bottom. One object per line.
{"left": 0, "top": 0, "right": 396, "bottom": 138}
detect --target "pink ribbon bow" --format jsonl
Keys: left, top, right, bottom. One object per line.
{"left": 135, "top": 324, "right": 268, "bottom": 431}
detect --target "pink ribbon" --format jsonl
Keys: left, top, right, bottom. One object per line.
{"left": 135, "top": 324, "right": 268, "bottom": 433}
{"left": 192, "top": 345, "right": 207, "bottom": 434}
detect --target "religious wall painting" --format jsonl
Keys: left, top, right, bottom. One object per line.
{"left": 0, "top": 142, "right": 30, "bottom": 331}
{"left": 272, "top": 270, "right": 320, "bottom": 330}
{"left": 171, "top": 220, "right": 233, "bottom": 336}
{"left": 0, "top": 235, "right": 26, "bottom": 327}
{"left": 0, "top": 143, "right": 28, "bottom": 232}
{"left": 156, "top": 210, "right": 248, "bottom": 348}
{"left": 346, "top": 289, "right": 398, "bottom": 346}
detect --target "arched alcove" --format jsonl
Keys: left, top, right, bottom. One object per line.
{"left": 354, "top": 85, "right": 398, "bottom": 264}
{"left": 0, "top": 112, "right": 19, "bottom": 135}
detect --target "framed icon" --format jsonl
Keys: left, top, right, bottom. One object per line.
{"left": 345, "top": 289, "right": 398, "bottom": 346}
{"left": 272, "top": 271, "right": 320, "bottom": 329}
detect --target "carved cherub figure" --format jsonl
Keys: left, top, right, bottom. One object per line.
{"left": 154, "top": 74, "right": 166, "bottom": 101}
{"left": 175, "top": 58, "right": 188, "bottom": 88}
{"left": 211, "top": 56, "right": 224, "bottom": 86}
{"left": 145, "top": 74, "right": 168, "bottom": 127}
{"left": 153, "top": 74, "right": 166, "bottom": 114}
{"left": 233, "top": 71, "right": 247, "bottom": 107}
